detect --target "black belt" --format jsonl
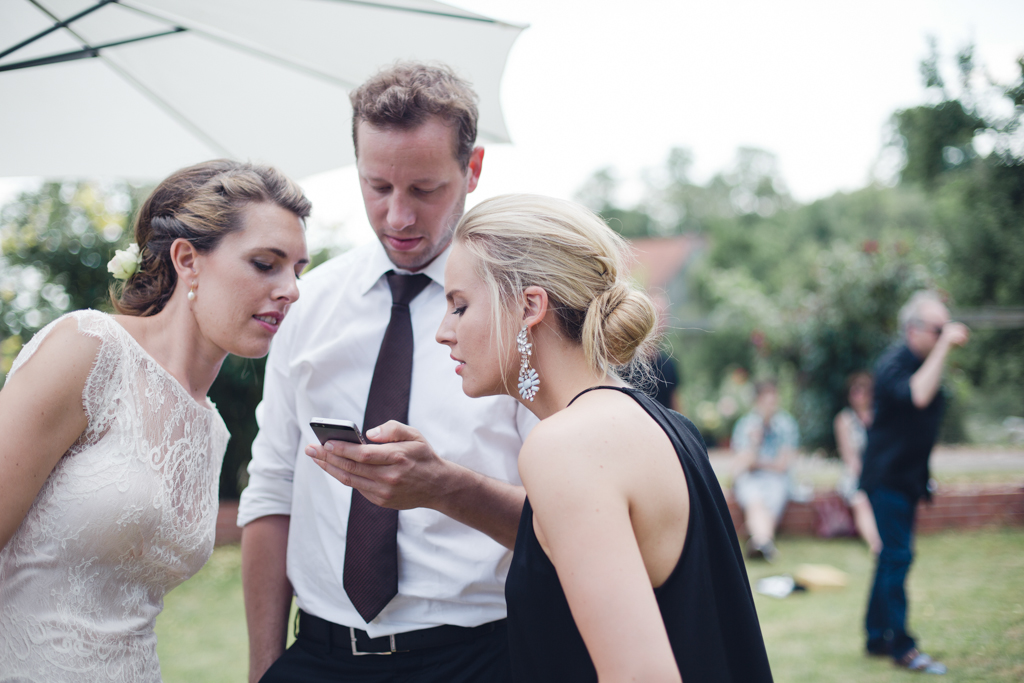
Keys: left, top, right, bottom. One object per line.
{"left": 297, "top": 610, "right": 503, "bottom": 656}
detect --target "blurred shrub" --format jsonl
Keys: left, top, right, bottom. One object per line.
{"left": 596, "top": 45, "right": 1023, "bottom": 449}
{"left": 793, "top": 239, "right": 947, "bottom": 449}
{"left": 0, "top": 181, "right": 137, "bottom": 344}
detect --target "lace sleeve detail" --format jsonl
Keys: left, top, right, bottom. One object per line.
{"left": 72, "top": 312, "right": 127, "bottom": 447}
{"left": 7, "top": 310, "right": 123, "bottom": 449}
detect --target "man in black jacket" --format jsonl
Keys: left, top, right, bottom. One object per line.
{"left": 860, "top": 291, "right": 969, "bottom": 675}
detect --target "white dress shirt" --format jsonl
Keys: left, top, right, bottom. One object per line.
{"left": 238, "top": 240, "right": 534, "bottom": 637}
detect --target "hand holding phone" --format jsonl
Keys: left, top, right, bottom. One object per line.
{"left": 310, "top": 418, "right": 367, "bottom": 445}
{"left": 306, "top": 420, "right": 457, "bottom": 513}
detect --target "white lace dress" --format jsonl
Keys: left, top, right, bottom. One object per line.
{"left": 0, "top": 310, "right": 230, "bottom": 682}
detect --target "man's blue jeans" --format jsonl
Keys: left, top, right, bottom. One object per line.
{"left": 865, "top": 487, "right": 917, "bottom": 660}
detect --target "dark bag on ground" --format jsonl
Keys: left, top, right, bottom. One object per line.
{"left": 814, "top": 494, "right": 856, "bottom": 538}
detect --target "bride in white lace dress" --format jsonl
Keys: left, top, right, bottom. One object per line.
{"left": 0, "top": 160, "right": 310, "bottom": 682}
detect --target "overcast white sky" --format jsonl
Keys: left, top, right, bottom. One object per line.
{"left": 2, "top": 0, "right": 1022, "bottom": 250}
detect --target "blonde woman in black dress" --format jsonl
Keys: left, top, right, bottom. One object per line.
{"left": 435, "top": 195, "right": 773, "bottom": 683}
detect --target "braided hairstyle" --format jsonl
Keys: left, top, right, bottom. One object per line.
{"left": 111, "top": 159, "right": 311, "bottom": 317}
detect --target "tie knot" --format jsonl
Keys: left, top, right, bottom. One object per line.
{"left": 386, "top": 271, "right": 432, "bottom": 306}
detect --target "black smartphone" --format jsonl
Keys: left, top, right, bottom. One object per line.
{"left": 310, "top": 418, "right": 367, "bottom": 445}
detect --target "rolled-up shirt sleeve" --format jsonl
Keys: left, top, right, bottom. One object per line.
{"left": 237, "top": 327, "right": 301, "bottom": 527}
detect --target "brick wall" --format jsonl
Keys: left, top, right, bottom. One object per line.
{"left": 217, "top": 484, "right": 1024, "bottom": 547}
{"left": 914, "top": 484, "right": 1024, "bottom": 533}
{"left": 725, "top": 484, "right": 1024, "bottom": 539}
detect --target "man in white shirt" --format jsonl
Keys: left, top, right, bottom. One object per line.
{"left": 238, "top": 63, "right": 532, "bottom": 683}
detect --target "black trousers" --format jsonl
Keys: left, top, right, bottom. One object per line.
{"left": 259, "top": 619, "right": 511, "bottom": 683}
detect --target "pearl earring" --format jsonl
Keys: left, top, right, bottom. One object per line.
{"left": 187, "top": 282, "right": 196, "bottom": 301}
{"left": 517, "top": 325, "right": 540, "bottom": 401}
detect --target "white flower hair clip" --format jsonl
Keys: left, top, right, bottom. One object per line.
{"left": 107, "top": 243, "right": 141, "bottom": 281}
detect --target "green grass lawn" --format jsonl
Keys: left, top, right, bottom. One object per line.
{"left": 155, "top": 545, "right": 250, "bottom": 682}
{"left": 748, "top": 530, "right": 1024, "bottom": 682}
{"left": 156, "top": 528, "right": 1024, "bottom": 682}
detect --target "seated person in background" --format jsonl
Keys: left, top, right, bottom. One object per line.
{"left": 731, "top": 380, "right": 799, "bottom": 561}
{"left": 834, "top": 372, "right": 882, "bottom": 554}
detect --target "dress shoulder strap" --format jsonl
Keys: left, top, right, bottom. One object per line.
{"left": 566, "top": 384, "right": 632, "bottom": 407}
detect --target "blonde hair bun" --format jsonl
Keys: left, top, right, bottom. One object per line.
{"left": 454, "top": 194, "right": 658, "bottom": 375}
{"left": 584, "top": 280, "right": 658, "bottom": 368}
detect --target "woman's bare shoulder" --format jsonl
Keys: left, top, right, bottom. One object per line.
{"left": 519, "top": 390, "right": 650, "bottom": 483}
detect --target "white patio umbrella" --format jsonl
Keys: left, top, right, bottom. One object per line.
{"left": 0, "top": 0, "right": 524, "bottom": 179}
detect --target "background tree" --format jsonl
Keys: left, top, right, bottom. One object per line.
{"left": 576, "top": 42, "right": 1022, "bottom": 450}
{"left": 894, "top": 41, "right": 986, "bottom": 187}
{"left": 791, "top": 238, "right": 951, "bottom": 447}
{"left": 892, "top": 43, "right": 1024, "bottom": 419}
{"left": 1, "top": 181, "right": 137, "bottom": 372}
{"left": 574, "top": 166, "right": 657, "bottom": 238}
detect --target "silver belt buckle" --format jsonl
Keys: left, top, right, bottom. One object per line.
{"left": 350, "top": 627, "right": 396, "bottom": 656}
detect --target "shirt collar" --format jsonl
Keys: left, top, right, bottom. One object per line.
{"left": 357, "top": 239, "right": 451, "bottom": 296}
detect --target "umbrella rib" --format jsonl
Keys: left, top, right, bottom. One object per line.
{"left": 1, "top": 0, "right": 114, "bottom": 61}
{"left": 100, "top": 53, "right": 237, "bottom": 160}
{"left": 116, "top": 1, "right": 363, "bottom": 89}
{"left": 0, "top": 29, "right": 186, "bottom": 73}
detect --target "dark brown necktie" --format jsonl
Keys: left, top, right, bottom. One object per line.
{"left": 344, "top": 271, "right": 431, "bottom": 623}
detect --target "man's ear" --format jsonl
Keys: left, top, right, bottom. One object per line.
{"left": 466, "top": 146, "right": 484, "bottom": 193}
{"left": 168, "top": 238, "right": 200, "bottom": 282}
{"left": 522, "top": 285, "right": 548, "bottom": 330}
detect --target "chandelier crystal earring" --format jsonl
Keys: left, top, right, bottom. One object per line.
{"left": 187, "top": 282, "right": 196, "bottom": 301}
{"left": 517, "top": 324, "right": 540, "bottom": 401}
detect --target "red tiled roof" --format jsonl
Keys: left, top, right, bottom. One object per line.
{"left": 627, "top": 234, "right": 702, "bottom": 292}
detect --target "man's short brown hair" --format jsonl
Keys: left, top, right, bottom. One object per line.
{"left": 350, "top": 62, "right": 479, "bottom": 169}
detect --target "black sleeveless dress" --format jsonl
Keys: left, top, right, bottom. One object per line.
{"left": 505, "top": 386, "right": 773, "bottom": 683}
